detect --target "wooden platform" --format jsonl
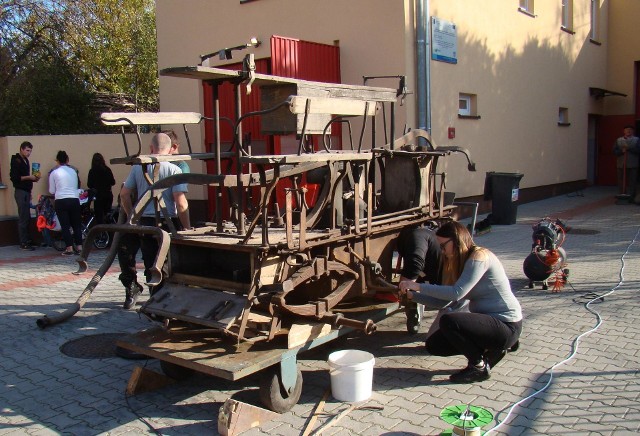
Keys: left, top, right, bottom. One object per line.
{"left": 115, "top": 301, "right": 400, "bottom": 381}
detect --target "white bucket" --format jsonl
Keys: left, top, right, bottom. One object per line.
{"left": 328, "top": 349, "right": 375, "bottom": 402}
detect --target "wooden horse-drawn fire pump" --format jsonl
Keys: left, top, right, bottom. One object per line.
{"left": 38, "top": 55, "right": 476, "bottom": 412}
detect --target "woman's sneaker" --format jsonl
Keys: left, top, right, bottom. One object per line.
{"left": 449, "top": 362, "right": 490, "bottom": 383}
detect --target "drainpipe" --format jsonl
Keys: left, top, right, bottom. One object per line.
{"left": 416, "top": 0, "right": 431, "bottom": 139}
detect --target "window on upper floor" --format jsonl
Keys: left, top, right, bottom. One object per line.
{"left": 561, "top": 0, "right": 574, "bottom": 32}
{"left": 590, "top": 0, "right": 600, "bottom": 42}
{"left": 519, "top": 0, "right": 535, "bottom": 16}
{"left": 558, "top": 107, "right": 570, "bottom": 126}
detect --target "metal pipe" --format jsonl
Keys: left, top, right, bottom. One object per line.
{"left": 416, "top": 0, "right": 431, "bottom": 138}
{"left": 36, "top": 212, "right": 127, "bottom": 329}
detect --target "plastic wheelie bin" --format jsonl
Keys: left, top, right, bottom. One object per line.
{"left": 484, "top": 172, "right": 524, "bottom": 225}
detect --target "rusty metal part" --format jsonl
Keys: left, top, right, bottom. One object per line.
{"left": 269, "top": 259, "right": 358, "bottom": 318}
{"left": 321, "top": 313, "right": 377, "bottom": 335}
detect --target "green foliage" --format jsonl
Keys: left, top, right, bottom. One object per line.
{"left": 0, "top": 0, "right": 158, "bottom": 135}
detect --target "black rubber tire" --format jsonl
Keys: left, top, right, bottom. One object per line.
{"left": 52, "top": 239, "right": 66, "bottom": 252}
{"left": 259, "top": 366, "right": 303, "bottom": 413}
{"left": 160, "top": 360, "right": 194, "bottom": 380}
{"left": 93, "top": 231, "right": 110, "bottom": 249}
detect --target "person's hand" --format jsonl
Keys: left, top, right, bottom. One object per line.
{"left": 33, "top": 175, "right": 40, "bottom": 182}
{"left": 398, "top": 280, "right": 414, "bottom": 300}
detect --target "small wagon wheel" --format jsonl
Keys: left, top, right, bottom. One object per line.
{"left": 259, "top": 364, "right": 303, "bottom": 413}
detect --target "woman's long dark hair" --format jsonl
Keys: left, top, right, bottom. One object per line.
{"left": 436, "top": 221, "right": 480, "bottom": 284}
{"left": 91, "top": 152, "right": 106, "bottom": 169}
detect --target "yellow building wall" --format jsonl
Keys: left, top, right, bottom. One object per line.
{"left": 0, "top": 134, "right": 154, "bottom": 217}
{"left": 155, "top": 0, "right": 610, "bottom": 199}
{"left": 605, "top": 0, "right": 640, "bottom": 116}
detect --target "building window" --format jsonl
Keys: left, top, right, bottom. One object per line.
{"left": 519, "top": 0, "right": 535, "bottom": 16}
{"left": 558, "top": 107, "right": 570, "bottom": 126}
{"left": 590, "top": 0, "right": 600, "bottom": 41}
{"left": 459, "top": 95, "right": 471, "bottom": 116}
{"left": 458, "top": 93, "right": 480, "bottom": 119}
{"left": 561, "top": 0, "right": 573, "bottom": 32}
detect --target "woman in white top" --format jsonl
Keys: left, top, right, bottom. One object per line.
{"left": 49, "top": 150, "right": 82, "bottom": 255}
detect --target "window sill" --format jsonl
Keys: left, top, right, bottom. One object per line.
{"left": 518, "top": 7, "right": 536, "bottom": 18}
{"left": 558, "top": 122, "right": 571, "bottom": 127}
{"left": 561, "top": 26, "right": 575, "bottom": 35}
{"left": 458, "top": 114, "right": 481, "bottom": 120}
{"left": 589, "top": 38, "right": 602, "bottom": 46}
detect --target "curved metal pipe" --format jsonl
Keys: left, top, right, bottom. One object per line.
{"left": 36, "top": 212, "right": 126, "bottom": 329}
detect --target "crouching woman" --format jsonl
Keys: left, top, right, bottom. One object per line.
{"left": 398, "top": 221, "right": 522, "bottom": 383}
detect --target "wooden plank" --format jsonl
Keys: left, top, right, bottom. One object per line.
{"left": 218, "top": 398, "right": 279, "bottom": 436}
{"left": 101, "top": 111, "right": 202, "bottom": 126}
{"left": 289, "top": 96, "right": 378, "bottom": 116}
{"left": 160, "top": 66, "right": 398, "bottom": 101}
{"left": 125, "top": 366, "right": 175, "bottom": 396}
{"left": 288, "top": 323, "right": 332, "bottom": 349}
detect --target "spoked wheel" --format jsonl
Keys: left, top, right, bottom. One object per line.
{"left": 93, "top": 231, "right": 110, "bottom": 249}
{"left": 259, "top": 366, "right": 303, "bottom": 413}
{"left": 160, "top": 360, "right": 194, "bottom": 381}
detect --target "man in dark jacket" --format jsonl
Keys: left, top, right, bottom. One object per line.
{"left": 10, "top": 141, "right": 40, "bottom": 250}
{"left": 397, "top": 227, "right": 442, "bottom": 334}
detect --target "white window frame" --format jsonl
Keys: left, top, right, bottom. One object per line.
{"left": 458, "top": 95, "right": 472, "bottom": 116}
{"left": 519, "top": 0, "right": 535, "bottom": 15}
{"left": 561, "top": 0, "right": 573, "bottom": 31}
{"left": 590, "top": 0, "right": 600, "bottom": 40}
{"left": 558, "top": 107, "right": 569, "bottom": 124}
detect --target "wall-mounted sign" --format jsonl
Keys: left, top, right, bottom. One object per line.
{"left": 431, "top": 17, "right": 457, "bottom": 64}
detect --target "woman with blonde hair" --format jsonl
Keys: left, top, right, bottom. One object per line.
{"left": 398, "top": 221, "right": 522, "bottom": 383}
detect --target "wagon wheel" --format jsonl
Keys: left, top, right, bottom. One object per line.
{"left": 259, "top": 366, "right": 303, "bottom": 413}
{"left": 160, "top": 360, "right": 194, "bottom": 381}
{"left": 272, "top": 259, "right": 358, "bottom": 318}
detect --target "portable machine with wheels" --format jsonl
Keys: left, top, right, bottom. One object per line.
{"left": 41, "top": 55, "right": 477, "bottom": 412}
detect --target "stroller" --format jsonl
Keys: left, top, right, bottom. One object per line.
{"left": 35, "top": 190, "right": 115, "bottom": 251}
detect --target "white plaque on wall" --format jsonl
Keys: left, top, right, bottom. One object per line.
{"left": 431, "top": 17, "right": 458, "bottom": 64}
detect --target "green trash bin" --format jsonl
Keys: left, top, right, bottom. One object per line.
{"left": 484, "top": 172, "right": 524, "bottom": 225}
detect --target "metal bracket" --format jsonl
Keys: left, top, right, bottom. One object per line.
{"left": 279, "top": 354, "right": 298, "bottom": 395}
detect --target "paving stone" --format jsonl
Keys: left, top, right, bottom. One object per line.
{"left": 2, "top": 187, "right": 640, "bottom": 434}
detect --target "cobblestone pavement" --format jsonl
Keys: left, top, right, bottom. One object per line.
{"left": 1, "top": 186, "right": 639, "bottom": 435}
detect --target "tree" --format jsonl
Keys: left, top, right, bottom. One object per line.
{"left": 0, "top": 0, "right": 158, "bottom": 135}
{"left": 59, "top": 0, "right": 158, "bottom": 112}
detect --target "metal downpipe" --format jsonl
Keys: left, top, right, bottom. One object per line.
{"left": 416, "top": 0, "right": 431, "bottom": 140}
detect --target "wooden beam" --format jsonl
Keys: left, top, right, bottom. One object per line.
{"left": 218, "top": 398, "right": 279, "bottom": 436}
{"left": 289, "top": 96, "right": 378, "bottom": 116}
{"left": 101, "top": 112, "right": 203, "bottom": 126}
{"left": 125, "top": 366, "right": 175, "bottom": 396}
{"left": 288, "top": 322, "right": 332, "bottom": 349}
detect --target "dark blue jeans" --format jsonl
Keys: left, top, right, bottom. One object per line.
{"left": 14, "top": 189, "right": 31, "bottom": 245}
